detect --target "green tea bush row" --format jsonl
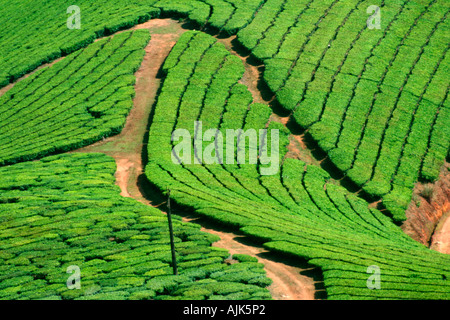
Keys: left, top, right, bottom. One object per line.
{"left": 0, "top": 0, "right": 269, "bottom": 89}
{"left": 235, "top": 0, "right": 449, "bottom": 220}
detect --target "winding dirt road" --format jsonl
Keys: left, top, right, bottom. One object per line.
{"left": 74, "top": 18, "right": 319, "bottom": 300}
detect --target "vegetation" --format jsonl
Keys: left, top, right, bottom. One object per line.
{"left": 0, "top": 30, "right": 150, "bottom": 166}
{"left": 1, "top": 0, "right": 446, "bottom": 220}
{"left": 0, "top": 153, "right": 271, "bottom": 300}
{"left": 241, "top": 0, "right": 450, "bottom": 220}
{"left": 145, "top": 32, "right": 450, "bottom": 300}
{"left": 0, "top": 0, "right": 449, "bottom": 300}
{"left": 0, "top": 0, "right": 264, "bottom": 88}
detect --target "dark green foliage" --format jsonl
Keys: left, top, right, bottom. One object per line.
{"left": 232, "top": 254, "right": 258, "bottom": 263}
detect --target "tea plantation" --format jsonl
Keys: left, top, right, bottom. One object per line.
{"left": 0, "top": 153, "right": 271, "bottom": 300}
{"left": 0, "top": 0, "right": 449, "bottom": 300}
{"left": 0, "top": 30, "right": 151, "bottom": 166}
{"left": 145, "top": 31, "right": 450, "bottom": 299}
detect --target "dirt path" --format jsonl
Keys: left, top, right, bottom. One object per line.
{"left": 115, "top": 158, "right": 134, "bottom": 198}
{"left": 72, "top": 19, "right": 318, "bottom": 299}
{"left": 186, "top": 219, "right": 318, "bottom": 300}
{"left": 75, "top": 19, "right": 186, "bottom": 199}
{"left": 217, "top": 36, "right": 270, "bottom": 105}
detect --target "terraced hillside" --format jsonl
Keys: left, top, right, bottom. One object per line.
{"left": 0, "top": 30, "right": 150, "bottom": 166}
{"left": 0, "top": 153, "right": 272, "bottom": 300}
{"left": 145, "top": 31, "right": 450, "bottom": 299}
{"left": 0, "top": 0, "right": 449, "bottom": 300}
{"left": 255, "top": 0, "right": 450, "bottom": 220}
{"left": 1, "top": 0, "right": 448, "bottom": 219}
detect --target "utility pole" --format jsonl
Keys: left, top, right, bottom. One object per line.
{"left": 167, "top": 190, "right": 178, "bottom": 275}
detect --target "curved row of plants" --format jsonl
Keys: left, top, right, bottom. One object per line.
{"left": 2, "top": 0, "right": 448, "bottom": 221}
{"left": 244, "top": 0, "right": 450, "bottom": 220}
{"left": 0, "top": 0, "right": 265, "bottom": 88}
{"left": 145, "top": 31, "right": 450, "bottom": 299}
{"left": 0, "top": 30, "right": 151, "bottom": 166}
{"left": 0, "top": 153, "right": 272, "bottom": 300}
{"left": 0, "top": 0, "right": 449, "bottom": 300}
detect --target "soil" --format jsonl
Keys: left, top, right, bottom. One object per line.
{"left": 431, "top": 210, "right": 450, "bottom": 254}
{"left": 402, "top": 162, "right": 450, "bottom": 253}
{"left": 115, "top": 158, "right": 134, "bottom": 198}
{"left": 184, "top": 217, "right": 319, "bottom": 300}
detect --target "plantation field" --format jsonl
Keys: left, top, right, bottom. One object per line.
{"left": 0, "top": 30, "right": 149, "bottom": 166}
{"left": 0, "top": 153, "right": 271, "bottom": 300}
{"left": 0, "top": 0, "right": 449, "bottom": 301}
{"left": 146, "top": 32, "right": 450, "bottom": 299}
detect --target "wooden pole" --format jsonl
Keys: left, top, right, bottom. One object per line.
{"left": 166, "top": 190, "right": 178, "bottom": 275}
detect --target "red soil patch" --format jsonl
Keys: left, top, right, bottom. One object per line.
{"left": 115, "top": 158, "right": 134, "bottom": 198}
{"left": 430, "top": 209, "right": 450, "bottom": 254}
{"left": 286, "top": 135, "right": 307, "bottom": 161}
{"left": 402, "top": 162, "right": 450, "bottom": 253}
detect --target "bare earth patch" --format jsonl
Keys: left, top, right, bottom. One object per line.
{"left": 402, "top": 162, "right": 450, "bottom": 254}
{"left": 431, "top": 210, "right": 450, "bottom": 254}
{"left": 188, "top": 222, "right": 318, "bottom": 300}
